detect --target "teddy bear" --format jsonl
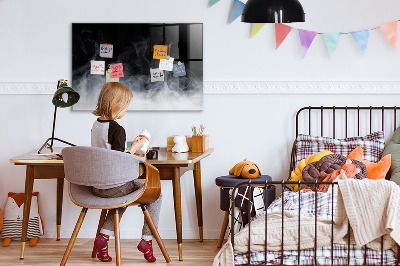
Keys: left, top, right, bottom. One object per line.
{"left": 172, "top": 135, "right": 189, "bottom": 153}
{"left": 229, "top": 159, "right": 261, "bottom": 179}
{"left": 1, "top": 192, "right": 44, "bottom": 247}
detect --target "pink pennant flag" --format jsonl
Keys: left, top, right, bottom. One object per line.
{"left": 378, "top": 21, "right": 398, "bottom": 50}
{"left": 275, "top": 23, "right": 293, "bottom": 49}
{"left": 298, "top": 29, "right": 317, "bottom": 58}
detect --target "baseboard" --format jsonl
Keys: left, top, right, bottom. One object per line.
{"left": 44, "top": 228, "right": 222, "bottom": 240}
{"left": 1, "top": 81, "right": 400, "bottom": 95}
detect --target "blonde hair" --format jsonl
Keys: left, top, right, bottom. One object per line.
{"left": 93, "top": 82, "right": 133, "bottom": 120}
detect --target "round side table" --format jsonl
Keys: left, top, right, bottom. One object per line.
{"left": 215, "top": 175, "right": 275, "bottom": 248}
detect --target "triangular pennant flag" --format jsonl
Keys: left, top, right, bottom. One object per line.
{"left": 351, "top": 29, "right": 370, "bottom": 55}
{"left": 298, "top": 29, "right": 317, "bottom": 58}
{"left": 251, "top": 23, "right": 266, "bottom": 38}
{"left": 229, "top": 0, "right": 245, "bottom": 24}
{"left": 323, "top": 33, "right": 341, "bottom": 58}
{"left": 275, "top": 23, "right": 293, "bottom": 49}
{"left": 209, "top": 0, "right": 220, "bottom": 7}
{"left": 378, "top": 21, "right": 398, "bottom": 50}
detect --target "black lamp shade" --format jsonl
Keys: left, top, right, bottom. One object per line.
{"left": 52, "top": 84, "right": 80, "bottom": 108}
{"left": 242, "top": 0, "right": 305, "bottom": 23}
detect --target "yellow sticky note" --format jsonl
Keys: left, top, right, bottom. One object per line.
{"left": 153, "top": 45, "right": 168, "bottom": 59}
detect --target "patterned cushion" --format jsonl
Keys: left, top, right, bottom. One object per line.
{"left": 295, "top": 131, "right": 385, "bottom": 166}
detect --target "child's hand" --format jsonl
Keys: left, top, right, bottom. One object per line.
{"left": 129, "top": 137, "right": 147, "bottom": 155}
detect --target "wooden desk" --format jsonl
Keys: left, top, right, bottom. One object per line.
{"left": 10, "top": 147, "right": 213, "bottom": 261}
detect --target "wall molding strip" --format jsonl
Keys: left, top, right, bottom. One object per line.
{"left": 1, "top": 81, "right": 400, "bottom": 95}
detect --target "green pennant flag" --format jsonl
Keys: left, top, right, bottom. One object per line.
{"left": 209, "top": 0, "right": 220, "bottom": 7}
{"left": 323, "top": 33, "right": 341, "bottom": 58}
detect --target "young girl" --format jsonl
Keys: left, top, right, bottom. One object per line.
{"left": 91, "top": 82, "right": 162, "bottom": 263}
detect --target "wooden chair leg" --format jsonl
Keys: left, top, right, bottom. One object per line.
{"left": 114, "top": 210, "right": 121, "bottom": 266}
{"left": 60, "top": 208, "right": 88, "bottom": 266}
{"left": 141, "top": 205, "right": 171, "bottom": 263}
{"left": 217, "top": 211, "right": 230, "bottom": 248}
{"left": 91, "top": 209, "right": 108, "bottom": 258}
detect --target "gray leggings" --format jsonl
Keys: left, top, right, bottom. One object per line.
{"left": 92, "top": 180, "right": 162, "bottom": 240}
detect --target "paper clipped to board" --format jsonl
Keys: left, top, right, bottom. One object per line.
{"left": 91, "top": 61, "right": 105, "bottom": 75}
{"left": 159, "top": 57, "right": 174, "bottom": 71}
{"left": 151, "top": 68, "right": 165, "bottom": 82}
{"left": 109, "top": 63, "right": 124, "bottom": 78}
{"left": 173, "top": 63, "right": 186, "bottom": 77}
{"left": 153, "top": 45, "right": 168, "bottom": 59}
{"left": 106, "top": 72, "right": 119, "bottom": 82}
{"left": 100, "top": 44, "right": 113, "bottom": 58}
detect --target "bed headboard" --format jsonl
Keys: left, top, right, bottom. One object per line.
{"left": 290, "top": 106, "right": 400, "bottom": 179}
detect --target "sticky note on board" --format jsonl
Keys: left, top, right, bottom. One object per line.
{"left": 150, "top": 69, "right": 165, "bottom": 82}
{"left": 90, "top": 61, "right": 105, "bottom": 75}
{"left": 153, "top": 45, "right": 168, "bottom": 59}
{"left": 173, "top": 63, "right": 186, "bottom": 77}
{"left": 106, "top": 72, "right": 119, "bottom": 82}
{"left": 109, "top": 63, "right": 124, "bottom": 78}
{"left": 159, "top": 58, "right": 174, "bottom": 71}
{"left": 100, "top": 44, "right": 113, "bottom": 58}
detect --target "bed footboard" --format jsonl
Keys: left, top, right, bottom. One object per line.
{"left": 230, "top": 180, "right": 400, "bottom": 266}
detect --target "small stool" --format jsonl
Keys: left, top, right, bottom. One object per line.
{"left": 215, "top": 175, "right": 275, "bottom": 248}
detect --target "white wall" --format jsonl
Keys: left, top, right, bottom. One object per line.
{"left": 1, "top": 0, "right": 400, "bottom": 240}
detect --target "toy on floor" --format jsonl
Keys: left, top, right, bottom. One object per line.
{"left": 1, "top": 192, "right": 44, "bottom": 247}
{"left": 0, "top": 208, "right": 3, "bottom": 232}
{"left": 229, "top": 159, "right": 261, "bottom": 179}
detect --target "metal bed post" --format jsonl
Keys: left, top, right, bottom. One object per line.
{"left": 281, "top": 181, "right": 285, "bottom": 266}
{"left": 264, "top": 180, "right": 268, "bottom": 266}
{"left": 298, "top": 180, "right": 301, "bottom": 266}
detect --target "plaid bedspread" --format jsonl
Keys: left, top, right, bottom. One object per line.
{"left": 234, "top": 191, "right": 397, "bottom": 265}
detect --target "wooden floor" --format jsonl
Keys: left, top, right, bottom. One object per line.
{"left": 0, "top": 239, "right": 221, "bottom": 265}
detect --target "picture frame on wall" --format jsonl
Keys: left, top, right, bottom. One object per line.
{"left": 72, "top": 23, "right": 203, "bottom": 111}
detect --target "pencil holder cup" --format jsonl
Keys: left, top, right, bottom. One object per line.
{"left": 191, "top": 135, "right": 209, "bottom": 153}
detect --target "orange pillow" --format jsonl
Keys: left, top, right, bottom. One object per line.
{"left": 347, "top": 146, "right": 391, "bottom": 180}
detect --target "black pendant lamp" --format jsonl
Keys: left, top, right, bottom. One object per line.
{"left": 242, "top": 0, "right": 305, "bottom": 23}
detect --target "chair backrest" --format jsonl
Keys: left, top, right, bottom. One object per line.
{"left": 62, "top": 146, "right": 145, "bottom": 187}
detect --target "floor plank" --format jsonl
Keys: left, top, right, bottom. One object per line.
{"left": 0, "top": 239, "right": 221, "bottom": 265}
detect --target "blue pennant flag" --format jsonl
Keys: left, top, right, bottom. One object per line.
{"left": 323, "top": 33, "right": 341, "bottom": 58}
{"left": 229, "top": 0, "right": 245, "bottom": 24}
{"left": 209, "top": 0, "right": 221, "bottom": 7}
{"left": 351, "top": 29, "right": 371, "bottom": 55}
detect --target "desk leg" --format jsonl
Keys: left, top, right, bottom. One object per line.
{"left": 20, "top": 165, "right": 35, "bottom": 259}
{"left": 172, "top": 167, "right": 183, "bottom": 261}
{"left": 193, "top": 161, "right": 203, "bottom": 242}
{"left": 56, "top": 178, "right": 64, "bottom": 241}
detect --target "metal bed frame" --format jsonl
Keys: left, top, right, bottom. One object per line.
{"left": 230, "top": 106, "right": 400, "bottom": 266}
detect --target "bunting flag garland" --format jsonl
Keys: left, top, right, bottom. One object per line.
{"left": 323, "top": 33, "right": 341, "bottom": 58}
{"left": 209, "top": 0, "right": 220, "bottom": 7}
{"left": 298, "top": 29, "right": 317, "bottom": 58}
{"left": 351, "top": 29, "right": 370, "bottom": 55}
{"left": 251, "top": 23, "right": 266, "bottom": 38}
{"left": 275, "top": 23, "right": 293, "bottom": 49}
{"left": 378, "top": 21, "right": 398, "bottom": 50}
{"left": 229, "top": 0, "right": 245, "bottom": 24}
{"left": 209, "top": 5, "right": 400, "bottom": 57}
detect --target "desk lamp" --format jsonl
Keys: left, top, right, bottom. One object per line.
{"left": 38, "top": 79, "right": 80, "bottom": 154}
{"left": 241, "top": 0, "right": 305, "bottom": 23}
